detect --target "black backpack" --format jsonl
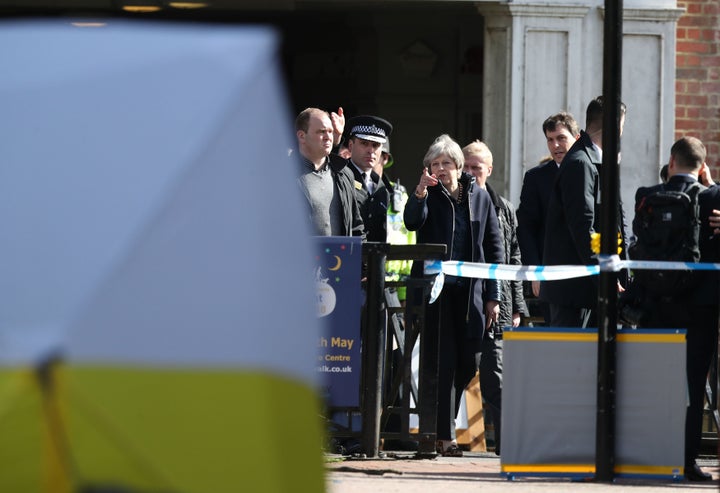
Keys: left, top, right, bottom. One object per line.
{"left": 628, "top": 181, "right": 705, "bottom": 298}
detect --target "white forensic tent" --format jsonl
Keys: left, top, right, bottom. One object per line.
{"left": 0, "top": 19, "right": 324, "bottom": 492}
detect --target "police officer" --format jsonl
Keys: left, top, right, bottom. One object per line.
{"left": 344, "top": 115, "right": 394, "bottom": 242}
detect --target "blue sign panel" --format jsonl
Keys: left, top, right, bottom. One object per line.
{"left": 313, "top": 237, "right": 363, "bottom": 407}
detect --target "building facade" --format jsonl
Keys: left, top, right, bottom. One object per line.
{"left": 279, "top": 0, "right": 704, "bottom": 209}
{"left": 476, "top": 0, "right": 682, "bottom": 208}
{"left": 675, "top": 0, "right": 720, "bottom": 172}
{"left": 7, "top": 0, "right": 716, "bottom": 205}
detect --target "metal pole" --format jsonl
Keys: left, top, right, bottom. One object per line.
{"left": 596, "top": 0, "right": 623, "bottom": 481}
{"left": 361, "top": 242, "right": 388, "bottom": 457}
{"left": 386, "top": 244, "right": 446, "bottom": 457}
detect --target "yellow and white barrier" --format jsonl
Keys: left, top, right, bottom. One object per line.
{"left": 0, "top": 20, "right": 323, "bottom": 493}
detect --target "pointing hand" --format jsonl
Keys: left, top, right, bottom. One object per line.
{"left": 415, "top": 167, "right": 438, "bottom": 198}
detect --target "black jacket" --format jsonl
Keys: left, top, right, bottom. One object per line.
{"left": 404, "top": 172, "right": 504, "bottom": 336}
{"left": 540, "top": 131, "right": 630, "bottom": 308}
{"left": 348, "top": 162, "right": 393, "bottom": 242}
{"left": 516, "top": 158, "right": 558, "bottom": 266}
{"left": 297, "top": 153, "right": 364, "bottom": 238}
{"left": 635, "top": 174, "right": 715, "bottom": 306}
{"left": 327, "top": 155, "right": 365, "bottom": 238}
{"left": 486, "top": 184, "right": 528, "bottom": 328}
{"left": 699, "top": 183, "right": 720, "bottom": 306}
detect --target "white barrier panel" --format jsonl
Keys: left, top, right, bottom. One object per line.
{"left": 501, "top": 327, "right": 686, "bottom": 480}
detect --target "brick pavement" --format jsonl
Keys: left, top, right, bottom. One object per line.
{"left": 326, "top": 452, "right": 719, "bottom": 493}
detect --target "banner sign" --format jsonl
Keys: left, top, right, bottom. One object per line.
{"left": 313, "top": 236, "right": 363, "bottom": 407}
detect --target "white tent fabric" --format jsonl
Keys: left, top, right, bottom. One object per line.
{"left": 0, "top": 19, "right": 325, "bottom": 493}
{"left": 0, "top": 20, "right": 319, "bottom": 380}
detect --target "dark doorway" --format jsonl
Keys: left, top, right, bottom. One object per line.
{"left": 274, "top": 3, "right": 485, "bottom": 187}
{"left": 0, "top": 1, "right": 485, "bottom": 188}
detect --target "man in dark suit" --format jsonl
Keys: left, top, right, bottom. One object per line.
{"left": 540, "top": 97, "right": 627, "bottom": 327}
{"left": 634, "top": 136, "right": 717, "bottom": 481}
{"left": 516, "top": 112, "right": 580, "bottom": 322}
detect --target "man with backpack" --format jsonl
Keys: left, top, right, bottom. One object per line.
{"left": 628, "top": 140, "right": 706, "bottom": 307}
{"left": 628, "top": 136, "right": 717, "bottom": 481}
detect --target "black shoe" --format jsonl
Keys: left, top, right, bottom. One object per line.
{"left": 335, "top": 438, "right": 363, "bottom": 456}
{"left": 440, "top": 444, "right": 463, "bottom": 457}
{"left": 685, "top": 462, "right": 713, "bottom": 482}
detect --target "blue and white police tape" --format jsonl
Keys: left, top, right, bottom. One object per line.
{"left": 424, "top": 255, "right": 720, "bottom": 284}
{"left": 436, "top": 261, "right": 600, "bottom": 281}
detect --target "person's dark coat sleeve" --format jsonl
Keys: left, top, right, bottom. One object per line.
{"left": 516, "top": 171, "right": 543, "bottom": 266}
{"left": 337, "top": 166, "right": 366, "bottom": 240}
{"left": 349, "top": 192, "right": 366, "bottom": 240}
{"left": 403, "top": 193, "right": 427, "bottom": 231}
{"left": 482, "top": 201, "right": 504, "bottom": 302}
{"left": 507, "top": 207, "right": 529, "bottom": 316}
{"left": 560, "top": 158, "right": 597, "bottom": 266}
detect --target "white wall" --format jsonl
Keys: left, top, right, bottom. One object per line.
{"left": 476, "top": 0, "right": 682, "bottom": 218}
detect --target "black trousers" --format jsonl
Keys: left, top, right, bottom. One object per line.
{"left": 643, "top": 303, "right": 718, "bottom": 464}
{"left": 426, "top": 282, "right": 482, "bottom": 441}
{"left": 454, "top": 329, "right": 503, "bottom": 451}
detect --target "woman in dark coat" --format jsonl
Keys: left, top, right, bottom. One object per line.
{"left": 404, "top": 134, "right": 504, "bottom": 456}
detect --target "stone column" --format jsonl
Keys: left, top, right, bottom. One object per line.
{"left": 475, "top": 1, "right": 682, "bottom": 207}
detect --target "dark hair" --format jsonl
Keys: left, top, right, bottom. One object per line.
{"left": 670, "top": 136, "right": 706, "bottom": 171}
{"left": 585, "top": 96, "right": 626, "bottom": 129}
{"left": 542, "top": 112, "right": 579, "bottom": 137}
{"left": 660, "top": 163, "right": 669, "bottom": 183}
{"left": 295, "top": 107, "right": 328, "bottom": 133}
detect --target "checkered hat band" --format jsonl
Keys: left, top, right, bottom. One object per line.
{"left": 351, "top": 125, "right": 386, "bottom": 138}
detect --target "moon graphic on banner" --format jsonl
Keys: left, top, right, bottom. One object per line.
{"left": 328, "top": 255, "right": 342, "bottom": 271}
{"left": 316, "top": 280, "right": 337, "bottom": 317}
